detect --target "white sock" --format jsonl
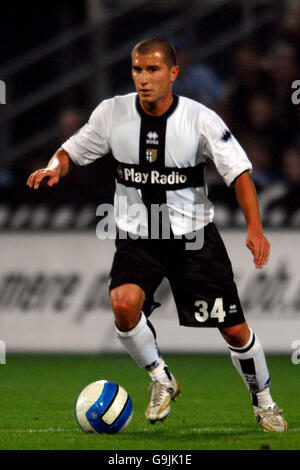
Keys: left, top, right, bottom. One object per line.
{"left": 228, "top": 329, "right": 273, "bottom": 407}
{"left": 149, "top": 359, "right": 173, "bottom": 385}
{"left": 115, "top": 311, "right": 161, "bottom": 371}
{"left": 255, "top": 387, "right": 274, "bottom": 409}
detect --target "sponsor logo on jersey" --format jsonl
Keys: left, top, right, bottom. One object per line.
{"left": 146, "top": 148, "right": 157, "bottom": 163}
{"left": 221, "top": 130, "right": 231, "bottom": 142}
{"left": 146, "top": 131, "right": 159, "bottom": 145}
{"left": 123, "top": 167, "right": 188, "bottom": 185}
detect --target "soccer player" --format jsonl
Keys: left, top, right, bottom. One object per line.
{"left": 27, "top": 37, "right": 288, "bottom": 432}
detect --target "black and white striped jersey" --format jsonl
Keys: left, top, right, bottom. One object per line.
{"left": 61, "top": 92, "right": 252, "bottom": 236}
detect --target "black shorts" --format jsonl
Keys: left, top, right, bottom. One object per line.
{"left": 109, "top": 223, "right": 245, "bottom": 328}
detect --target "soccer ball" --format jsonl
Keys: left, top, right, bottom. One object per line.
{"left": 75, "top": 380, "right": 133, "bottom": 434}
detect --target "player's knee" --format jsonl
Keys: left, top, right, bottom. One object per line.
{"left": 219, "top": 322, "right": 250, "bottom": 347}
{"left": 110, "top": 287, "right": 144, "bottom": 330}
{"left": 111, "top": 296, "right": 140, "bottom": 316}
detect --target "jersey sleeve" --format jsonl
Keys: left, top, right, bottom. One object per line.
{"left": 201, "top": 110, "right": 252, "bottom": 186}
{"left": 61, "top": 101, "right": 111, "bottom": 166}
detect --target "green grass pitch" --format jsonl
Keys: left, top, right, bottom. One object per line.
{"left": 0, "top": 354, "right": 298, "bottom": 450}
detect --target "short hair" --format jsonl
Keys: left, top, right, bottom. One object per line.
{"left": 132, "top": 37, "right": 177, "bottom": 69}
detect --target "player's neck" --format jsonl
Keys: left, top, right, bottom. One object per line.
{"left": 139, "top": 93, "right": 174, "bottom": 117}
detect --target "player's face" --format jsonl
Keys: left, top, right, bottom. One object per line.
{"left": 131, "top": 49, "right": 178, "bottom": 112}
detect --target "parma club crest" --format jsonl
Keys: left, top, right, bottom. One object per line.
{"left": 146, "top": 148, "right": 157, "bottom": 163}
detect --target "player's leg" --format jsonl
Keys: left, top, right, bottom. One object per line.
{"left": 110, "top": 283, "right": 180, "bottom": 423}
{"left": 219, "top": 321, "right": 288, "bottom": 432}
{"left": 111, "top": 283, "right": 165, "bottom": 371}
{"left": 219, "top": 321, "right": 272, "bottom": 398}
{"left": 170, "top": 223, "right": 287, "bottom": 431}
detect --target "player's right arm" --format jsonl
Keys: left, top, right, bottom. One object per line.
{"left": 26, "top": 148, "right": 72, "bottom": 190}
{"left": 27, "top": 99, "right": 111, "bottom": 190}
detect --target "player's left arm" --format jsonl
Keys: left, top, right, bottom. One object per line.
{"left": 234, "top": 171, "right": 270, "bottom": 269}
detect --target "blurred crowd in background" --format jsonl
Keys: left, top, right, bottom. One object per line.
{"left": 0, "top": 0, "right": 299, "bottom": 229}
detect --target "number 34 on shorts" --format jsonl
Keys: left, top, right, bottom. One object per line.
{"left": 174, "top": 291, "right": 245, "bottom": 327}
{"left": 194, "top": 298, "right": 228, "bottom": 323}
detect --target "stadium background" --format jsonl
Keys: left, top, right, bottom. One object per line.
{"left": 0, "top": 0, "right": 300, "bottom": 355}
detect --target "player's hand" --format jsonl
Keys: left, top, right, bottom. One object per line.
{"left": 26, "top": 168, "right": 60, "bottom": 189}
{"left": 246, "top": 230, "right": 270, "bottom": 269}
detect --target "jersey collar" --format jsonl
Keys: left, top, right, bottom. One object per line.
{"left": 135, "top": 94, "right": 179, "bottom": 120}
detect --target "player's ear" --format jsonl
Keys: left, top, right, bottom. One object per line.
{"left": 170, "top": 65, "right": 179, "bottom": 83}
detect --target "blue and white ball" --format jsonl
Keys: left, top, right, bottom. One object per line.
{"left": 75, "top": 380, "right": 133, "bottom": 434}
